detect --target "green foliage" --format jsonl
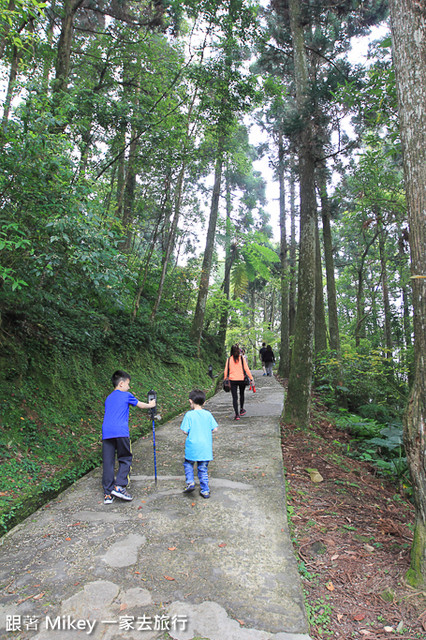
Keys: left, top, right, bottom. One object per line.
{"left": 315, "top": 342, "right": 410, "bottom": 418}
{"left": 333, "top": 411, "right": 410, "bottom": 488}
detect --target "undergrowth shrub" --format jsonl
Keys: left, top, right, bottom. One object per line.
{"left": 333, "top": 410, "right": 410, "bottom": 492}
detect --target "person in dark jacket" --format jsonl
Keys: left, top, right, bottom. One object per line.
{"left": 263, "top": 345, "right": 275, "bottom": 376}
{"left": 259, "top": 342, "right": 267, "bottom": 375}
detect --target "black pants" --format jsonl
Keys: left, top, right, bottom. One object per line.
{"left": 102, "top": 437, "right": 132, "bottom": 494}
{"left": 230, "top": 381, "right": 246, "bottom": 416}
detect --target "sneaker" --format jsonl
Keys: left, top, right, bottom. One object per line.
{"left": 183, "top": 483, "right": 195, "bottom": 493}
{"left": 200, "top": 490, "right": 210, "bottom": 499}
{"left": 234, "top": 414, "right": 240, "bottom": 420}
{"left": 104, "top": 494, "right": 114, "bottom": 505}
{"left": 111, "top": 485, "right": 133, "bottom": 501}
{"left": 240, "top": 408, "right": 247, "bottom": 416}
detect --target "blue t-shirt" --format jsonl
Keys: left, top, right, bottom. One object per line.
{"left": 102, "top": 389, "right": 139, "bottom": 439}
{"left": 180, "top": 408, "right": 218, "bottom": 461}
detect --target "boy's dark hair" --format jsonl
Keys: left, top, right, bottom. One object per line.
{"left": 112, "top": 370, "right": 131, "bottom": 388}
{"left": 189, "top": 389, "right": 206, "bottom": 406}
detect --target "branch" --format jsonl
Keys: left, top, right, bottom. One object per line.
{"left": 305, "top": 45, "right": 350, "bottom": 80}
{"left": 318, "top": 140, "right": 357, "bottom": 162}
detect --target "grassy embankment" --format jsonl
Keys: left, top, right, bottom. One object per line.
{"left": 0, "top": 337, "right": 219, "bottom": 536}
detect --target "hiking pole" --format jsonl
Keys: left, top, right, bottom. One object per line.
{"left": 147, "top": 390, "right": 158, "bottom": 486}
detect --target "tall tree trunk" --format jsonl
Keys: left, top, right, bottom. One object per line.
{"left": 0, "top": 0, "right": 16, "bottom": 59}
{"left": 355, "top": 267, "right": 365, "bottom": 348}
{"left": 317, "top": 168, "right": 341, "bottom": 356}
{"left": 151, "top": 82, "right": 200, "bottom": 322}
{"left": 120, "top": 73, "right": 142, "bottom": 253}
{"left": 218, "top": 165, "right": 233, "bottom": 354}
{"left": 289, "top": 157, "right": 297, "bottom": 339}
{"left": 355, "top": 232, "right": 378, "bottom": 347}
{"left": 115, "top": 123, "right": 127, "bottom": 221}
{"left": 150, "top": 164, "right": 185, "bottom": 321}
{"left": 283, "top": 0, "right": 317, "bottom": 427}
{"left": 389, "top": 0, "right": 426, "bottom": 588}
{"left": 278, "top": 132, "right": 290, "bottom": 378}
{"left": 314, "top": 215, "right": 327, "bottom": 356}
{"left": 42, "top": 0, "right": 56, "bottom": 91}
{"left": 190, "top": 143, "right": 224, "bottom": 355}
{"left": 53, "top": 0, "right": 84, "bottom": 95}
{"left": 1, "top": 45, "right": 21, "bottom": 132}
{"left": 378, "top": 222, "right": 393, "bottom": 358}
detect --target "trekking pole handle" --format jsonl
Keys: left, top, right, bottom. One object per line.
{"left": 147, "top": 389, "right": 157, "bottom": 418}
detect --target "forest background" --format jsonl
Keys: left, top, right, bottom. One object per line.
{"left": 0, "top": 0, "right": 425, "bottom": 613}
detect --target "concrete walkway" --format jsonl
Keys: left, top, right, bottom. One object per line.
{"left": 0, "top": 372, "right": 312, "bottom": 640}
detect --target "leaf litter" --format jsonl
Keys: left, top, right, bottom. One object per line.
{"left": 279, "top": 389, "right": 426, "bottom": 639}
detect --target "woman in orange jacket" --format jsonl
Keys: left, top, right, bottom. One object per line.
{"left": 224, "top": 345, "right": 254, "bottom": 420}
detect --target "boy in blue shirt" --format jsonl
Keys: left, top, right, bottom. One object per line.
{"left": 102, "top": 370, "right": 156, "bottom": 504}
{"left": 180, "top": 389, "right": 218, "bottom": 499}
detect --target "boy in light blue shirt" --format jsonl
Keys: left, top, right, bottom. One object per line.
{"left": 180, "top": 389, "right": 218, "bottom": 499}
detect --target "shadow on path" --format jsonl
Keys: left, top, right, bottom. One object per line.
{"left": 0, "top": 372, "right": 312, "bottom": 640}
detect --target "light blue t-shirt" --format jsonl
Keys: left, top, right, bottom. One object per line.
{"left": 102, "top": 389, "right": 139, "bottom": 439}
{"left": 180, "top": 408, "right": 218, "bottom": 461}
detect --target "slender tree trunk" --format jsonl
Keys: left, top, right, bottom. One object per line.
{"left": 1, "top": 45, "right": 21, "bottom": 131}
{"left": 115, "top": 123, "right": 127, "bottom": 220}
{"left": 389, "top": 0, "right": 426, "bottom": 588}
{"left": 289, "top": 157, "right": 297, "bottom": 338}
{"left": 314, "top": 215, "right": 327, "bottom": 356}
{"left": 132, "top": 197, "right": 167, "bottom": 319}
{"left": 218, "top": 165, "right": 233, "bottom": 354}
{"left": 121, "top": 74, "right": 142, "bottom": 253}
{"left": 0, "top": 0, "right": 16, "bottom": 59}
{"left": 378, "top": 222, "right": 393, "bottom": 357}
{"left": 42, "top": 0, "right": 56, "bottom": 91}
{"left": 355, "top": 268, "right": 365, "bottom": 348}
{"left": 150, "top": 165, "right": 185, "bottom": 321}
{"left": 284, "top": 0, "right": 317, "bottom": 427}
{"left": 278, "top": 133, "right": 290, "bottom": 378}
{"left": 317, "top": 168, "right": 341, "bottom": 355}
{"left": 397, "top": 230, "right": 412, "bottom": 350}
{"left": 53, "top": 0, "right": 85, "bottom": 95}
{"left": 355, "top": 232, "right": 378, "bottom": 347}
{"left": 190, "top": 143, "right": 224, "bottom": 355}
{"left": 317, "top": 167, "right": 346, "bottom": 405}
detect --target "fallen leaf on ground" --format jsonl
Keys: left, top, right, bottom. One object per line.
{"left": 218, "top": 543, "right": 227, "bottom": 547}
{"left": 164, "top": 576, "right": 175, "bottom": 581}
{"left": 353, "top": 613, "right": 365, "bottom": 621}
{"left": 326, "top": 582, "right": 335, "bottom": 591}
{"left": 168, "top": 547, "right": 177, "bottom": 551}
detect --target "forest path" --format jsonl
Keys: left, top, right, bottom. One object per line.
{"left": 0, "top": 371, "right": 312, "bottom": 640}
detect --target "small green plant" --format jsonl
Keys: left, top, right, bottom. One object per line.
{"left": 305, "top": 594, "right": 333, "bottom": 637}
{"left": 298, "top": 561, "right": 317, "bottom": 582}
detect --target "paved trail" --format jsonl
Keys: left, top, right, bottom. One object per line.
{"left": 0, "top": 372, "right": 312, "bottom": 640}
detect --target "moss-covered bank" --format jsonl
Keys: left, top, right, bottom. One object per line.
{"left": 0, "top": 327, "right": 221, "bottom": 535}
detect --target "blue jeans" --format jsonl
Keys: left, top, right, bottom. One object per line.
{"left": 183, "top": 459, "right": 210, "bottom": 493}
